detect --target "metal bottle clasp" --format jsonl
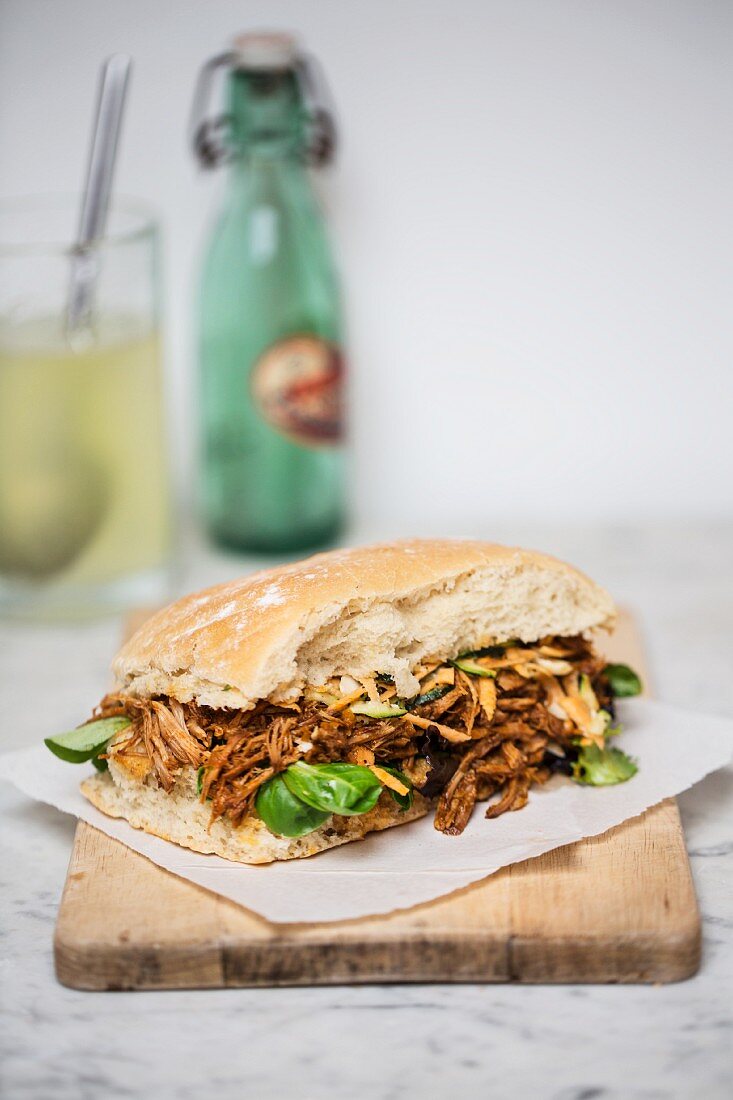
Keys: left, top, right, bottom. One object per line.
{"left": 189, "top": 50, "right": 337, "bottom": 169}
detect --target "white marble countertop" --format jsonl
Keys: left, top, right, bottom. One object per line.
{"left": 1, "top": 522, "right": 732, "bottom": 1100}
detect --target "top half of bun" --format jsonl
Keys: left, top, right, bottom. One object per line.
{"left": 113, "top": 539, "right": 616, "bottom": 709}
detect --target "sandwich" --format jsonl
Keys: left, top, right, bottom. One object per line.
{"left": 44, "top": 540, "right": 642, "bottom": 864}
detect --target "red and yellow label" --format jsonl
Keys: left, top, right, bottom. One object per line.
{"left": 250, "top": 334, "right": 344, "bottom": 447}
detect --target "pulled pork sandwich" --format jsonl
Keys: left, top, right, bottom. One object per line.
{"left": 44, "top": 540, "right": 642, "bottom": 863}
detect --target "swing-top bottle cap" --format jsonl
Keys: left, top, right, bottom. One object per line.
{"left": 232, "top": 32, "right": 298, "bottom": 71}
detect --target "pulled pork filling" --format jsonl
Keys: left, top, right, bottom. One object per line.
{"left": 96, "top": 634, "right": 614, "bottom": 836}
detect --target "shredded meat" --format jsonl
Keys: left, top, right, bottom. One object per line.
{"left": 95, "top": 633, "right": 611, "bottom": 835}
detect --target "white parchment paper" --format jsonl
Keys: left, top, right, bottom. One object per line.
{"left": 1, "top": 698, "right": 731, "bottom": 923}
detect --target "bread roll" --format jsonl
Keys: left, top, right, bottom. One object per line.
{"left": 82, "top": 539, "right": 615, "bottom": 863}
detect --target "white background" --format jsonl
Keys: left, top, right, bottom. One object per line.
{"left": 1, "top": 0, "right": 731, "bottom": 528}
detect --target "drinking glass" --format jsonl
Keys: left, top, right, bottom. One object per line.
{"left": 0, "top": 196, "right": 172, "bottom": 618}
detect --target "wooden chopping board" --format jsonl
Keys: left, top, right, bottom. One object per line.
{"left": 54, "top": 609, "right": 701, "bottom": 989}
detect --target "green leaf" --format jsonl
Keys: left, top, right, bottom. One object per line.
{"left": 255, "top": 775, "right": 330, "bottom": 837}
{"left": 604, "top": 663, "right": 643, "bottom": 698}
{"left": 44, "top": 716, "right": 131, "bottom": 764}
{"left": 91, "top": 755, "right": 108, "bottom": 773}
{"left": 380, "top": 766, "right": 414, "bottom": 810}
{"left": 282, "top": 761, "right": 383, "bottom": 816}
{"left": 572, "top": 743, "right": 638, "bottom": 786}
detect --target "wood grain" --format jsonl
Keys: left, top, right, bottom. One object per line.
{"left": 54, "top": 609, "right": 701, "bottom": 989}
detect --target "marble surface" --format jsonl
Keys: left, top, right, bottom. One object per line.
{"left": 1, "top": 521, "right": 732, "bottom": 1100}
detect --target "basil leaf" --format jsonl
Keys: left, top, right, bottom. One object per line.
{"left": 380, "top": 766, "right": 414, "bottom": 810}
{"left": 282, "top": 761, "right": 383, "bottom": 816}
{"left": 255, "top": 774, "right": 330, "bottom": 837}
{"left": 44, "top": 716, "right": 131, "bottom": 764}
{"left": 572, "top": 743, "right": 638, "bottom": 786}
{"left": 604, "top": 663, "right": 642, "bottom": 698}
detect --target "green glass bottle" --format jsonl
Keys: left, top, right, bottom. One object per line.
{"left": 193, "top": 35, "right": 345, "bottom": 553}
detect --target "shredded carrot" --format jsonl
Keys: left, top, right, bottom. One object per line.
{"left": 348, "top": 746, "right": 376, "bottom": 766}
{"left": 327, "top": 688, "right": 365, "bottom": 713}
{"left": 403, "top": 712, "right": 471, "bottom": 743}
{"left": 369, "top": 765, "right": 409, "bottom": 796}
{"left": 359, "top": 676, "right": 380, "bottom": 703}
{"left": 478, "top": 677, "right": 497, "bottom": 723}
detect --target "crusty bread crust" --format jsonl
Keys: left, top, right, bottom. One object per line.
{"left": 112, "top": 539, "right": 615, "bottom": 708}
{"left": 80, "top": 766, "right": 430, "bottom": 865}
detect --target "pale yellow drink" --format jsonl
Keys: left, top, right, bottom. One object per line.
{"left": 0, "top": 316, "right": 170, "bottom": 597}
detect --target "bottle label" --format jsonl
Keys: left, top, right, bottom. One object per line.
{"left": 250, "top": 334, "right": 344, "bottom": 447}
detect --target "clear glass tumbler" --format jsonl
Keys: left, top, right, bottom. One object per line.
{"left": 0, "top": 196, "right": 172, "bottom": 618}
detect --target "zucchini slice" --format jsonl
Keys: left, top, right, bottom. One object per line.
{"left": 451, "top": 657, "right": 497, "bottom": 678}
{"left": 351, "top": 700, "right": 408, "bottom": 719}
{"left": 408, "top": 684, "right": 452, "bottom": 708}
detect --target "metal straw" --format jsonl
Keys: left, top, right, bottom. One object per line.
{"left": 66, "top": 54, "right": 132, "bottom": 334}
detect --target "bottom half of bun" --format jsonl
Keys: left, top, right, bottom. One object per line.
{"left": 80, "top": 761, "right": 430, "bottom": 865}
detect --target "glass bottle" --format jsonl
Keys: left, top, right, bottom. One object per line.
{"left": 194, "top": 35, "right": 345, "bottom": 554}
